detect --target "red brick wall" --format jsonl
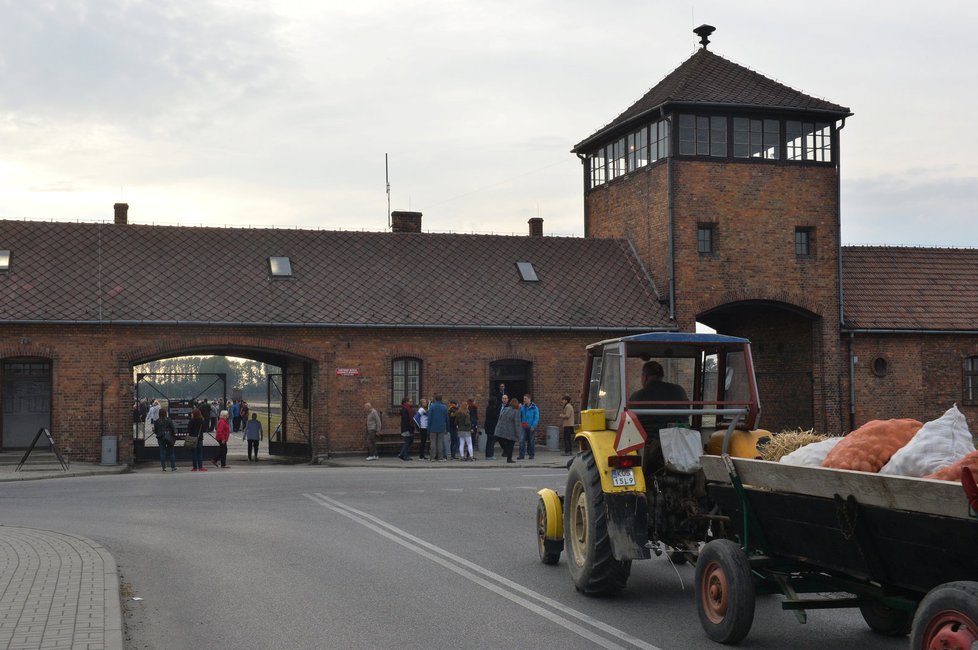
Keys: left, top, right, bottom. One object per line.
{"left": 0, "top": 324, "right": 608, "bottom": 462}
{"left": 851, "top": 334, "right": 978, "bottom": 430}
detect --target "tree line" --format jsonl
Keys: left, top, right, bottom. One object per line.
{"left": 134, "top": 356, "right": 280, "bottom": 401}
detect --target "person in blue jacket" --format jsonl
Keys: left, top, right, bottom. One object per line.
{"left": 519, "top": 394, "right": 540, "bottom": 460}
{"left": 427, "top": 395, "right": 450, "bottom": 461}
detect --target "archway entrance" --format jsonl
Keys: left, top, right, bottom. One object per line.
{"left": 131, "top": 346, "right": 315, "bottom": 462}
{"left": 699, "top": 301, "right": 817, "bottom": 433}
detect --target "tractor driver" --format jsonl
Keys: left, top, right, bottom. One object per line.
{"left": 630, "top": 361, "right": 690, "bottom": 475}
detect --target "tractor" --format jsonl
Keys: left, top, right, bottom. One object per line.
{"left": 536, "top": 332, "right": 767, "bottom": 595}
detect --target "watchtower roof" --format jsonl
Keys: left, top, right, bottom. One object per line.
{"left": 574, "top": 47, "right": 852, "bottom": 153}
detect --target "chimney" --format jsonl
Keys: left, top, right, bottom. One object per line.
{"left": 528, "top": 217, "right": 543, "bottom": 237}
{"left": 391, "top": 210, "right": 422, "bottom": 233}
{"left": 113, "top": 203, "right": 129, "bottom": 225}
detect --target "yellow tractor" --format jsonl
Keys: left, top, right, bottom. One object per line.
{"left": 536, "top": 332, "right": 767, "bottom": 595}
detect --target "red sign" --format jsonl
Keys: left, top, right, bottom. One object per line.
{"left": 335, "top": 368, "right": 360, "bottom": 377}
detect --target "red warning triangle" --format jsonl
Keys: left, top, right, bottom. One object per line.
{"left": 614, "top": 410, "right": 648, "bottom": 455}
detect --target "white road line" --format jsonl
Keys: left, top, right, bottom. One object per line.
{"left": 479, "top": 487, "right": 502, "bottom": 491}
{"left": 303, "top": 493, "right": 662, "bottom": 650}
{"left": 443, "top": 488, "right": 463, "bottom": 492}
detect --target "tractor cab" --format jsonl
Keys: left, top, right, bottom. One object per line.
{"left": 581, "top": 332, "right": 761, "bottom": 455}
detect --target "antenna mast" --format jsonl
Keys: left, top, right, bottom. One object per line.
{"left": 385, "top": 153, "right": 391, "bottom": 229}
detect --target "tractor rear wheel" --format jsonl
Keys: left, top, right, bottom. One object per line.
{"left": 563, "top": 451, "right": 631, "bottom": 595}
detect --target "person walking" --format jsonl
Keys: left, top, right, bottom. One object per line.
{"left": 455, "top": 403, "right": 473, "bottom": 461}
{"left": 414, "top": 398, "right": 430, "bottom": 460}
{"left": 519, "top": 394, "right": 540, "bottom": 460}
{"left": 448, "top": 401, "right": 460, "bottom": 460}
{"left": 427, "top": 395, "right": 450, "bottom": 462}
{"left": 561, "top": 395, "right": 576, "bottom": 456}
{"left": 494, "top": 398, "right": 522, "bottom": 463}
{"left": 212, "top": 410, "right": 231, "bottom": 468}
{"left": 231, "top": 400, "right": 242, "bottom": 432}
{"left": 484, "top": 395, "right": 500, "bottom": 460}
{"left": 153, "top": 408, "right": 177, "bottom": 472}
{"left": 244, "top": 412, "right": 263, "bottom": 462}
{"left": 209, "top": 400, "right": 219, "bottom": 432}
{"left": 365, "top": 402, "right": 382, "bottom": 460}
{"left": 398, "top": 397, "right": 415, "bottom": 461}
{"left": 145, "top": 399, "right": 160, "bottom": 439}
{"left": 188, "top": 407, "right": 207, "bottom": 471}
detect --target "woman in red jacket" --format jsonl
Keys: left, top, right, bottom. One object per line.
{"left": 212, "top": 410, "right": 231, "bottom": 468}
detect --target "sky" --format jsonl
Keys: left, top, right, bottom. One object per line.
{"left": 0, "top": 0, "right": 975, "bottom": 245}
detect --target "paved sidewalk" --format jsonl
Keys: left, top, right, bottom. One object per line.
{"left": 0, "top": 526, "right": 123, "bottom": 650}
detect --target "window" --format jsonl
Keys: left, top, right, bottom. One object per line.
{"left": 392, "top": 357, "right": 421, "bottom": 406}
{"left": 795, "top": 228, "right": 814, "bottom": 257}
{"left": 966, "top": 357, "right": 978, "bottom": 403}
{"left": 0, "top": 250, "right": 9, "bottom": 272}
{"left": 607, "top": 138, "right": 627, "bottom": 180}
{"left": 678, "top": 114, "right": 726, "bottom": 157}
{"left": 872, "top": 357, "right": 888, "bottom": 377}
{"left": 589, "top": 151, "right": 606, "bottom": 187}
{"left": 697, "top": 224, "right": 715, "bottom": 254}
{"left": 786, "top": 121, "right": 832, "bottom": 162}
{"left": 268, "top": 256, "right": 292, "bottom": 277}
{"left": 627, "top": 126, "right": 649, "bottom": 172}
{"left": 651, "top": 119, "right": 669, "bottom": 162}
{"left": 733, "top": 118, "right": 779, "bottom": 159}
{"left": 516, "top": 261, "right": 538, "bottom": 282}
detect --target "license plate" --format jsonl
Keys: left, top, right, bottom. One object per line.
{"left": 611, "top": 468, "right": 636, "bottom": 487}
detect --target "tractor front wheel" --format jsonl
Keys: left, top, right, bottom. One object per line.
{"left": 563, "top": 451, "right": 630, "bottom": 595}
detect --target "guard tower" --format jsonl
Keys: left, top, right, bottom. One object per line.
{"left": 573, "top": 26, "right": 853, "bottom": 435}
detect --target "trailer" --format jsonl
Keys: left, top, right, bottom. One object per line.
{"left": 697, "top": 452, "right": 978, "bottom": 648}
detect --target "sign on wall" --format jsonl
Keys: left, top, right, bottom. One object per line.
{"left": 335, "top": 368, "right": 360, "bottom": 377}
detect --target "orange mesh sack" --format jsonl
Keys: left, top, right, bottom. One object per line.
{"left": 822, "top": 418, "right": 923, "bottom": 473}
{"left": 925, "top": 450, "right": 978, "bottom": 482}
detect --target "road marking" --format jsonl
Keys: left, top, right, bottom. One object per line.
{"left": 304, "top": 492, "right": 662, "bottom": 650}
{"left": 479, "top": 487, "right": 502, "bottom": 491}
{"left": 443, "top": 488, "right": 463, "bottom": 492}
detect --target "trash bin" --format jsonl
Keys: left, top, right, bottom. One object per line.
{"left": 546, "top": 426, "right": 560, "bottom": 451}
{"left": 100, "top": 435, "right": 118, "bottom": 465}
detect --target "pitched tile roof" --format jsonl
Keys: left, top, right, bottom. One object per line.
{"left": 842, "top": 246, "right": 978, "bottom": 331}
{"left": 0, "top": 220, "right": 671, "bottom": 331}
{"left": 574, "top": 48, "right": 851, "bottom": 152}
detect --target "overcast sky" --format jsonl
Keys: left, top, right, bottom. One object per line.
{"left": 1, "top": 1, "right": 975, "bottom": 245}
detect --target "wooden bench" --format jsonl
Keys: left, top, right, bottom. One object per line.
{"left": 375, "top": 431, "right": 420, "bottom": 458}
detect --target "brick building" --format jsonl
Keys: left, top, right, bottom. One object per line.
{"left": 3, "top": 26, "right": 977, "bottom": 462}
{"left": 570, "top": 25, "right": 978, "bottom": 435}
{"left": 0, "top": 209, "right": 672, "bottom": 462}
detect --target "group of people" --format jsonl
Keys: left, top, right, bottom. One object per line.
{"left": 146, "top": 399, "right": 265, "bottom": 472}
{"left": 371, "top": 384, "right": 577, "bottom": 463}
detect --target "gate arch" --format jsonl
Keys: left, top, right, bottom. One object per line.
{"left": 698, "top": 299, "right": 820, "bottom": 433}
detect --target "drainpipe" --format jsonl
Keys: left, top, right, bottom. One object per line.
{"left": 848, "top": 332, "right": 856, "bottom": 431}
{"left": 836, "top": 117, "right": 847, "bottom": 330}
{"left": 576, "top": 153, "right": 590, "bottom": 238}
{"left": 662, "top": 108, "right": 676, "bottom": 322}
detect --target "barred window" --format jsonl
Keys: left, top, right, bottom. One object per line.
{"left": 391, "top": 357, "right": 421, "bottom": 406}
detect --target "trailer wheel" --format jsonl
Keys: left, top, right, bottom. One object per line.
{"left": 859, "top": 602, "right": 913, "bottom": 636}
{"left": 910, "top": 581, "right": 978, "bottom": 650}
{"left": 563, "top": 451, "right": 631, "bottom": 595}
{"left": 695, "top": 539, "right": 755, "bottom": 644}
{"left": 536, "top": 499, "right": 561, "bottom": 565}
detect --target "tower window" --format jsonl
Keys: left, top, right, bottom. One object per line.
{"left": 679, "top": 114, "right": 726, "bottom": 157}
{"left": 795, "top": 228, "right": 814, "bottom": 257}
{"left": 627, "top": 126, "right": 649, "bottom": 172}
{"left": 733, "top": 118, "right": 779, "bottom": 159}
{"left": 589, "top": 151, "right": 606, "bottom": 187}
{"left": 787, "top": 121, "right": 832, "bottom": 162}
{"left": 697, "top": 224, "right": 715, "bottom": 255}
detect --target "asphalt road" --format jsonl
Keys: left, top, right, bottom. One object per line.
{"left": 0, "top": 465, "right": 909, "bottom": 650}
